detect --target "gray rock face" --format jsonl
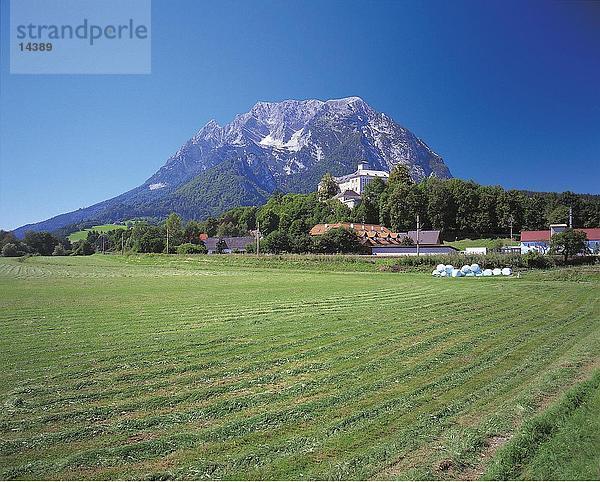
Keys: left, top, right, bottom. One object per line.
{"left": 14, "top": 96, "right": 451, "bottom": 236}
{"left": 146, "top": 96, "right": 450, "bottom": 193}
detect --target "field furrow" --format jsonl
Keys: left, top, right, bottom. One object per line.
{"left": 0, "top": 255, "right": 598, "bottom": 480}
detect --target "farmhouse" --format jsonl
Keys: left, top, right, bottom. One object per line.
{"left": 310, "top": 223, "right": 456, "bottom": 256}
{"left": 520, "top": 224, "right": 600, "bottom": 254}
{"left": 204, "top": 236, "right": 255, "bottom": 254}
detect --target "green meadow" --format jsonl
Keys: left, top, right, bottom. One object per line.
{"left": 67, "top": 224, "right": 126, "bottom": 242}
{"left": 0, "top": 255, "right": 598, "bottom": 480}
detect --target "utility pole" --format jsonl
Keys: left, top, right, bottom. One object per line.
{"left": 121, "top": 232, "right": 124, "bottom": 255}
{"left": 166, "top": 226, "right": 169, "bottom": 254}
{"left": 569, "top": 206, "right": 573, "bottom": 228}
{"left": 416, "top": 214, "right": 420, "bottom": 257}
{"left": 256, "top": 221, "right": 260, "bottom": 255}
{"left": 509, "top": 215, "right": 514, "bottom": 241}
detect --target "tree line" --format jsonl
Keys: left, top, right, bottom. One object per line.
{"left": 319, "top": 166, "right": 599, "bottom": 237}
{"left": 3, "top": 167, "right": 598, "bottom": 257}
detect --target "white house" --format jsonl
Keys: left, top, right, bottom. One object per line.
{"left": 333, "top": 189, "right": 361, "bottom": 209}
{"left": 520, "top": 224, "right": 600, "bottom": 254}
{"left": 334, "top": 161, "right": 389, "bottom": 196}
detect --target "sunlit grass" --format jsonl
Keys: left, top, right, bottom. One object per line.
{"left": 0, "top": 255, "right": 598, "bottom": 480}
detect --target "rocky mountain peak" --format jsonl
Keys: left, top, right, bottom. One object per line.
{"left": 14, "top": 97, "right": 452, "bottom": 236}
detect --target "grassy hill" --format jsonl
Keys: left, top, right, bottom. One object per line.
{"left": 0, "top": 255, "right": 598, "bottom": 479}
{"left": 67, "top": 224, "right": 126, "bottom": 242}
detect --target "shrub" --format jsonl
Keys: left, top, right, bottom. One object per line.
{"left": 176, "top": 243, "right": 207, "bottom": 255}
{"left": 71, "top": 239, "right": 95, "bottom": 256}
{"left": 523, "top": 250, "right": 552, "bottom": 269}
{"left": 2, "top": 243, "right": 19, "bottom": 257}
{"left": 314, "top": 228, "right": 364, "bottom": 254}
{"left": 263, "top": 230, "right": 291, "bottom": 254}
{"left": 52, "top": 244, "right": 69, "bottom": 256}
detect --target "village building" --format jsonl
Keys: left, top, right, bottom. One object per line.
{"left": 333, "top": 189, "right": 361, "bottom": 209}
{"left": 309, "top": 222, "right": 391, "bottom": 236}
{"left": 331, "top": 161, "right": 389, "bottom": 208}
{"left": 520, "top": 224, "right": 600, "bottom": 254}
{"left": 204, "top": 236, "right": 255, "bottom": 254}
{"left": 309, "top": 223, "right": 456, "bottom": 256}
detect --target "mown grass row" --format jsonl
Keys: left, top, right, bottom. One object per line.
{"left": 0, "top": 256, "right": 598, "bottom": 479}
{"left": 484, "top": 371, "right": 600, "bottom": 480}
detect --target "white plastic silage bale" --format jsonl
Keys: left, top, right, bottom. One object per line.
{"left": 451, "top": 268, "right": 463, "bottom": 277}
{"left": 440, "top": 270, "right": 448, "bottom": 277}
{"left": 437, "top": 264, "right": 446, "bottom": 272}
{"left": 492, "top": 268, "right": 502, "bottom": 276}
{"left": 461, "top": 265, "right": 472, "bottom": 274}
{"left": 445, "top": 264, "right": 454, "bottom": 274}
{"left": 483, "top": 269, "right": 493, "bottom": 276}
{"left": 465, "top": 272, "right": 475, "bottom": 277}
{"left": 502, "top": 267, "right": 512, "bottom": 276}
{"left": 470, "top": 263, "right": 480, "bottom": 272}
{"left": 432, "top": 269, "right": 440, "bottom": 276}
{"left": 475, "top": 272, "right": 483, "bottom": 277}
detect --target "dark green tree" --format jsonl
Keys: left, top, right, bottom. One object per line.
{"left": 356, "top": 177, "right": 386, "bottom": 223}
{"left": 71, "top": 239, "right": 95, "bottom": 256}
{"left": 550, "top": 229, "right": 588, "bottom": 261}
{"left": 314, "top": 227, "right": 363, "bottom": 254}
{"left": 318, "top": 172, "right": 340, "bottom": 201}
{"left": 263, "top": 230, "right": 291, "bottom": 254}
{"left": 546, "top": 205, "right": 569, "bottom": 225}
{"left": 2, "top": 243, "right": 19, "bottom": 257}
{"left": 165, "top": 213, "right": 184, "bottom": 249}
{"left": 24, "top": 231, "right": 60, "bottom": 256}
{"left": 290, "top": 233, "right": 314, "bottom": 253}
{"left": 176, "top": 243, "right": 207, "bottom": 254}
{"left": 387, "top": 164, "right": 414, "bottom": 188}
{"left": 184, "top": 220, "right": 204, "bottom": 244}
{"left": 256, "top": 207, "right": 280, "bottom": 235}
{"left": 384, "top": 184, "right": 426, "bottom": 232}
{"left": 426, "top": 179, "right": 456, "bottom": 232}
{"left": 217, "top": 222, "right": 244, "bottom": 237}
{"left": 523, "top": 194, "right": 547, "bottom": 230}
{"left": 52, "top": 244, "right": 68, "bottom": 256}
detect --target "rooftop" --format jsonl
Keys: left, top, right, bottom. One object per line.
{"left": 334, "top": 190, "right": 361, "bottom": 199}
{"left": 204, "top": 236, "right": 255, "bottom": 251}
{"left": 309, "top": 223, "right": 442, "bottom": 245}
{"left": 309, "top": 223, "right": 390, "bottom": 236}
{"left": 334, "top": 169, "right": 389, "bottom": 183}
{"left": 520, "top": 228, "right": 600, "bottom": 242}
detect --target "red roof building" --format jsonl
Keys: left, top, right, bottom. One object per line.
{"left": 520, "top": 226, "right": 600, "bottom": 255}
{"left": 521, "top": 228, "right": 600, "bottom": 242}
{"left": 308, "top": 223, "right": 452, "bottom": 255}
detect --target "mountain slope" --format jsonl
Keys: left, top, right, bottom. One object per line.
{"left": 14, "top": 96, "right": 451, "bottom": 236}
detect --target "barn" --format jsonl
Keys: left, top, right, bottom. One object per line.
{"left": 203, "top": 237, "right": 255, "bottom": 254}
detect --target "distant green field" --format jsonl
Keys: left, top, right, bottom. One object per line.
{"left": 0, "top": 255, "right": 598, "bottom": 480}
{"left": 68, "top": 224, "right": 126, "bottom": 242}
{"left": 445, "top": 238, "right": 519, "bottom": 251}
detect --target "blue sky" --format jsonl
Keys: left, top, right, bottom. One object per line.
{"left": 1, "top": 0, "right": 599, "bottom": 230}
